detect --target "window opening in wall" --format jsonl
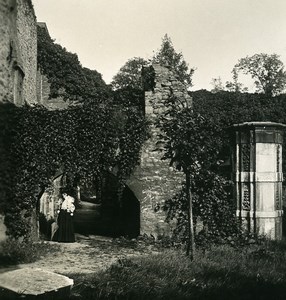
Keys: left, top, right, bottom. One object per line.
{"left": 13, "top": 65, "right": 24, "bottom": 106}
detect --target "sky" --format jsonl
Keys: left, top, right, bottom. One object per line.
{"left": 33, "top": 0, "right": 286, "bottom": 91}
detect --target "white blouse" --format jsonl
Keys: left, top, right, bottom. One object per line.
{"left": 61, "top": 195, "right": 75, "bottom": 213}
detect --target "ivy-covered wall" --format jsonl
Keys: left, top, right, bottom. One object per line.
{"left": 0, "top": 4, "right": 150, "bottom": 241}
{"left": 36, "top": 23, "right": 71, "bottom": 110}
{"left": 37, "top": 23, "right": 111, "bottom": 105}
{"left": 0, "top": 0, "right": 37, "bottom": 241}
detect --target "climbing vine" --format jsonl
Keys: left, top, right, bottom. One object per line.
{"left": 0, "top": 100, "right": 147, "bottom": 239}
{"left": 116, "top": 106, "right": 149, "bottom": 198}
{"left": 37, "top": 25, "right": 111, "bottom": 102}
{"left": 163, "top": 171, "right": 239, "bottom": 245}
{"left": 192, "top": 90, "right": 286, "bottom": 172}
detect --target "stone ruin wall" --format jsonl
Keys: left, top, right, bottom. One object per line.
{"left": 16, "top": 0, "right": 37, "bottom": 105}
{"left": 127, "top": 64, "right": 192, "bottom": 238}
{"left": 0, "top": 0, "right": 37, "bottom": 241}
{"left": 0, "top": 0, "right": 17, "bottom": 103}
{"left": 0, "top": 0, "right": 37, "bottom": 105}
{"left": 36, "top": 69, "right": 70, "bottom": 110}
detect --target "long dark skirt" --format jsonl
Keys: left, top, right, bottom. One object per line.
{"left": 52, "top": 210, "right": 75, "bottom": 243}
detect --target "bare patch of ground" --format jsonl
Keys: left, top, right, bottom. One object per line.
{"left": 18, "top": 234, "right": 159, "bottom": 276}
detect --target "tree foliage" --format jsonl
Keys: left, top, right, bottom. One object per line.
{"left": 111, "top": 57, "right": 149, "bottom": 111}
{"left": 155, "top": 89, "right": 223, "bottom": 257}
{"left": 153, "top": 34, "right": 195, "bottom": 88}
{"left": 159, "top": 108, "right": 222, "bottom": 173}
{"left": 111, "top": 57, "right": 148, "bottom": 90}
{"left": 234, "top": 53, "right": 286, "bottom": 97}
{"left": 225, "top": 68, "right": 248, "bottom": 93}
{"left": 210, "top": 77, "right": 224, "bottom": 93}
{"left": 111, "top": 35, "right": 194, "bottom": 93}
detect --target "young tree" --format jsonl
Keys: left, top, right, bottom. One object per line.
{"left": 153, "top": 34, "right": 195, "bottom": 89}
{"left": 234, "top": 53, "right": 286, "bottom": 97}
{"left": 157, "top": 93, "right": 221, "bottom": 258}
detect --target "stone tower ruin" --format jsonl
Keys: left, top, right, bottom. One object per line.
{"left": 127, "top": 64, "right": 192, "bottom": 237}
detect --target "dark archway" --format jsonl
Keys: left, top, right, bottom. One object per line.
{"left": 74, "top": 173, "right": 140, "bottom": 238}
{"left": 119, "top": 186, "right": 140, "bottom": 238}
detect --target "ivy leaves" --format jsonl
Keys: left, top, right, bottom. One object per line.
{"left": 1, "top": 101, "right": 147, "bottom": 238}
{"left": 37, "top": 26, "right": 111, "bottom": 103}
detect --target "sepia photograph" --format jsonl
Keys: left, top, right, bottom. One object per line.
{"left": 1, "top": 0, "right": 286, "bottom": 299}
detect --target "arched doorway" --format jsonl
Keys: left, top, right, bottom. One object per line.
{"left": 74, "top": 173, "right": 140, "bottom": 238}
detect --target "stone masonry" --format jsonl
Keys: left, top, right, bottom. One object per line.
{"left": 0, "top": 0, "right": 37, "bottom": 106}
{"left": 0, "top": 0, "right": 16, "bottom": 104}
{"left": 36, "top": 68, "right": 70, "bottom": 110}
{"left": 232, "top": 122, "right": 286, "bottom": 239}
{"left": 127, "top": 64, "right": 192, "bottom": 238}
{"left": 16, "top": 0, "right": 37, "bottom": 105}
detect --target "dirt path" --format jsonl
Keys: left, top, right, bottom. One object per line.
{"left": 18, "top": 234, "right": 159, "bottom": 276}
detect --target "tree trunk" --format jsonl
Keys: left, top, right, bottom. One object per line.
{"left": 186, "top": 171, "right": 195, "bottom": 260}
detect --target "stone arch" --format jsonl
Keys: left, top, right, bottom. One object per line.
{"left": 74, "top": 172, "right": 140, "bottom": 238}
{"left": 37, "top": 170, "right": 141, "bottom": 239}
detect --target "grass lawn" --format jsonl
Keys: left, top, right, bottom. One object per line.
{"left": 71, "top": 240, "right": 286, "bottom": 300}
{"left": 1, "top": 237, "right": 286, "bottom": 299}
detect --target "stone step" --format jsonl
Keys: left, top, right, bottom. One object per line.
{"left": 0, "top": 268, "right": 73, "bottom": 299}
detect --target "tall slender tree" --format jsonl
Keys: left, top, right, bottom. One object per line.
{"left": 157, "top": 92, "right": 221, "bottom": 258}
